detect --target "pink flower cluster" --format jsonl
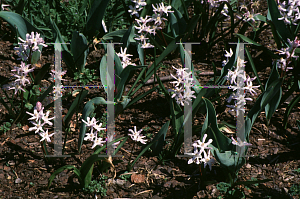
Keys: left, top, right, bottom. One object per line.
{"left": 225, "top": 49, "right": 260, "bottom": 117}
{"left": 188, "top": 134, "right": 215, "bottom": 171}
{"left": 277, "top": 0, "right": 300, "bottom": 25}
{"left": 14, "top": 32, "right": 47, "bottom": 61}
{"left": 168, "top": 66, "right": 196, "bottom": 106}
{"left": 132, "top": 2, "right": 173, "bottom": 48}
{"left": 26, "top": 102, "right": 55, "bottom": 142}
{"left": 8, "top": 62, "right": 35, "bottom": 95}
{"left": 276, "top": 37, "right": 300, "bottom": 72}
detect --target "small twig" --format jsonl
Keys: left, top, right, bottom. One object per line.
{"left": 134, "top": 190, "right": 153, "bottom": 196}
{"left": 120, "top": 147, "right": 131, "bottom": 155}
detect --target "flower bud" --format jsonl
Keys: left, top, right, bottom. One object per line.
{"left": 36, "top": 101, "right": 43, "bottom": 112}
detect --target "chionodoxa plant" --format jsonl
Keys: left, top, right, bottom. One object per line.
{"left": 1, "top": 0, "right": 299, "bottom": 197}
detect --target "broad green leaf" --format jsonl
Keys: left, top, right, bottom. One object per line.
{"left": 49, "top": 17, "right": 75, "bottom": 73}
{"left": 245, "top": 78, "right": 283, "bottom": 139}
{"left": 213, "top": 149, "right": 246, "bottom": 174}
{"left": 114, "top": 52, "right": 123, "bottom": 77}
{"left": 265, "top": 62, "right": 280, "bottom": 89}
{"left": 183, "top": 14, "right": 200, "bottom": 41}
{"left": 115, "top": 95, "right": 131, "bottom": 116}
{"left": 170, "top": 12, "right": 179, "bottom": 37}
{"left": 170, "top": 7, "right": 187, "bottom": 36}
{"left": 235, "top": 33, "right": 262, "bottom": 47}
{"left": 0, "top": 11, "right": 42, "bottom": 40}
{"left": 137, "top": 43, "right": 145, "bottom": 66}
{"left": 99, "top": 55, "right": 112, "bottom": 95}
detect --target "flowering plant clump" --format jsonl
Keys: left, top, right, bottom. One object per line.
{"left": 128, "top": 126, "right": 147, "bottom": 144}
{"left": 276, "top": 37, "right": 300, "bottom": 76}
{"left": 5, "top": 32, "right": 47, "bottom": 95}
{"left": 14, "top": 32, "right": 48, "bottom": 61}
{"left": 8, "top": 62, "right": 35, "bottom": 95}
{"left": 116, "top": 47, "right": 136, "bottom": 69}
{"left": 168, "top": 66, "right": 196, "bottom": 106}
{"left": 132, "top": 1, "right": 173, "bottom": 48}
{"left": 82, "top": 117, "right": 107, "bottom": 149}
{"left": 188, "top": 134, "right": 215, "bottom": 171}
{"left": 225, "top": 50, "right": 260, "bottom": 117}
{"left": 26, "top": 102, "right": 55, "bottom": 142}
{"left": 277, "top": 0, "right": 300, "bottom": 25}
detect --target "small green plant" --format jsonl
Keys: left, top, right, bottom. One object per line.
{"left": 74, "top": 68, "right": 99, "bottom": 85}
{"left": 290, "top": 184, "right": 300, "bottom": 196}
{"left": 119, "top": 171, "right": 131, "bottom": 181}
{"left": 294, "top": 168, "right": 300, "bottom": 173}
{"left": 0, "top": 119, "right": 13, "bottom": 134}
{"left": 250, "top": 177, "right": 259, "bottom": 186}
{"left": 217, "top": 182, "right": 231, "bottom": 193}
{"left": 83, "top": 175, "right": 108, "bottom": 196}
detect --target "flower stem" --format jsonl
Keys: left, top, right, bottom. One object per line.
{"left": 127, "top": 141, "right": 136, "bottom": 171}
{"left": 160, "top": 29, "right": 168, "bottom": 47}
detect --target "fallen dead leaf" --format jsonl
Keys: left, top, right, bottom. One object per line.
{"left": 131, "top": 173, "right": 145, "bottom": 184}
{"left": 22, "top": 125, "right": 29, "bottom": 131}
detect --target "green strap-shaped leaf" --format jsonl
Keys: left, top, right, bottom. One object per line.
{"left": 213, "top": 149, "right": 246, "bottom": 174}
{"left": 120, "top": 24, "right": 136, "bottom": 49}
{"left": 71, "top": 31, "right": 89, "bottom": 72}
{"left": 201, "top": 98, "right": 232, "bottom": 151}
{"left": 283, "top": 94, "right": 300, "bottom": 129}
{"left": 102, "top": 29, "right": 127, "bottom": 41}
{"left": 63, "top": 90, "right": 88, "bottom": 128}
{"left": 267, "top": 0, "right": 292, "bottom": 42}
{"left": 79, "top": 154, "right": 104, "bottom": 188}
{"left": 85, "top": 0, "right": 110, "bottom": 39}
{"left": 245, "top": 47, "right": 264, "bottom": 92}
{"left": 0, "top": 11, "right": 42, "bottom": 40}
{"left": 151, "top": 120, "right": 170, "bottom": 155}
{"left": 49, "top": 17, "right": 75, "bottom": 73}
{"left": 264, "top": 62, "right": 282, "bottom": 121}
{"left": 48, "top": 165, "right": 81, "bottom": 189}
{"left": 99, "top": 55, "right": 109, "bottom": 95}
{"left": 115, "top": 65, "right": 146, "bottom": 101}
{"left": 169, "top": 13, "right": 179, "bottom": 37}
{"left": 245, "top": 78, "right": 283, "bottom": 139}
